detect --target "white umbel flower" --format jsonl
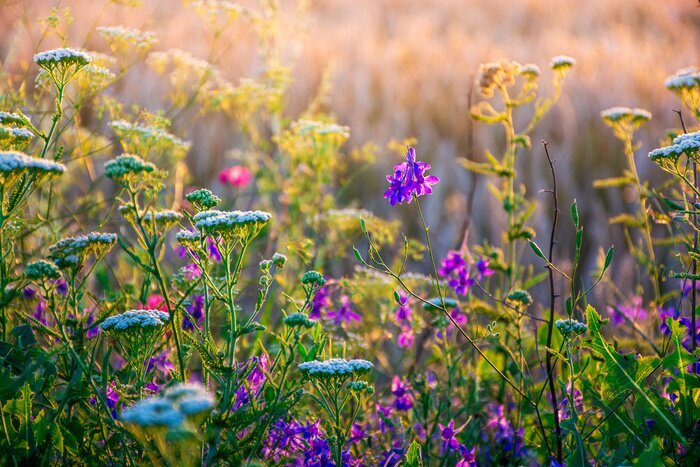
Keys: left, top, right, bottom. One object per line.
{"left": 33, "top": 48, "right": 91, "bottom": 68}
{"left": 100, "top": 309, "right": 170, "bottom": 331}
{"left": 0, "top": 151, "right": 65, "bottom": 175}
{"left": 298, "top": 358, "right": 373, "bottom": 378}
{"left": 550, "top": 55, "right": 575, "bottom": 70}
{"left": 48, "top": 232, "right": 117, "bottom": 270}
{"left": 121, "top": 398, "right": 183, "bottom": 427}
{"left": 193, "top": 209, "right": 271, "bottom": 238}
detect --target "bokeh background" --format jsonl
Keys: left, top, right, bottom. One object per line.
{"left": 1, "top": 0, "right": 699, "bottom": 292}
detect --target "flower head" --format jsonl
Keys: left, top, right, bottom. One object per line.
{"left": 218, "top": 165, "right": 252, "bottom": 187}
{"left": 384, "top": 147, "right": 439, "bottom": 206}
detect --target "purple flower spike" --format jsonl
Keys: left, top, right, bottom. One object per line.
{"left": 384, "top": 147, "right": 439, "bottom": 206}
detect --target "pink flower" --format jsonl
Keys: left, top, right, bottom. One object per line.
{"left": 218, "top": 165, "right": 252, "bottom": 187}
{"left": 145, "top": 294, "right": 168, "bottom": 312}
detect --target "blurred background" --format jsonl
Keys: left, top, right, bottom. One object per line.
{"left": 1, "top": 0, "right": 699, "bottom": 292}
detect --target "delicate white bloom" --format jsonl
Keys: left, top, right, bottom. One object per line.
{"left": 164, "top": 382, "right": 214, "bottom": 415}
{"left": 142, "top": 209, "right": 182, "bottom": 225}
{"left": 298, "top": 358, "right": 373, "bottom": 378}
{"left": 109, "top": 120, "right": 191, "bottom": 153}
{"left": 550, "top": 55, "right": 575, "bottom": 70}
{"left": 600, "top": 107, "right": 651, "bottom": 123}
{"left": 164, "top": 382, "right": 208, "bottom": 401}
{"left": 672, "top": 131, "right": 700, "bottom": 145}
{"left": 33, "top": 48, "right": 91, "bottom": 68}
{"left": 97, "top": 26, "right": 158, "bottom": 52}
{"left": 665, "top": 67, "right": 700, "bottom": 90}
{"left": 649, "top": 138, "right": 700, "bottom": 161}
{"left": 48, "top": 232, "right": 117, "bottom": 269}
{"left": 121, "top": 398, "right": 183, "bottom": 427}
{"left": 0, "top": 127, "right": 33, "bottom": 144}
{"left": 176, "top": 229, "right": 203, "bottom": 245}
{"left": 193, "top": 210, "right": 271, "bottom": 236}
{"left": 0, "top": 151, "right": 65, "bottom": 175}
{"left": 555, "top": 319, "right": 588, "bottom": 336}
{"left": 520, "top": 64, "right": 541, "bottom": 78}
{"left": 104, "top": 154, "right": 156, "bottom": 180}
{"left": 292, "top": 120, "right": 350, "bottom": 138}
{"left": 0, "top": 111, "right": 28, "bottom": 127}
{"left": 100, "top": 309, "right": 169, "bottom": 331}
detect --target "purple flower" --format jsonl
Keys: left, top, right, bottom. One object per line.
{"left": 234, "top": 353, "right": 270, "bottom": 409}
{"left": 384, "top": 147, "right": 439, "bottom": 206}
{"left": 394, "top": 293, "right": 412, "bottom": 323}
{"left": 349, "top": 422, "right": 367, "bottom": 445}
{"left": 182, "top": 294, "right": 205, "bottom": 331}
{"left": 659, "top": 307, "right": 680, "bottom": 336}
{"left": 390, "top": 376, "right": 414, "bottom": 411}
{"left": 475, "top": 257, "right": 495, "bottom": 280}
{"left": 438, "top": 419, "right": 465, "bottom": 453}
{"left": 23, "top": 287, "right": 36, "bottom": 299}
{"left": 56, "top": 278, "right": 68, "bottom": 296}
{"left": 146, "top": 350, "right": 175, "bottom": 377}
{"left": 456, "top": 446, "right": 476, "bottom": 467}
{"left": 90, "top": 382, "right": 120, "bottom": 419}
{"left": 307, "top": 283, "right": 330, "bottom": 320}
{"left": 439, "top": 250, "right": 474, "bottom": 296}
{"left": 325, "top": 295, "right": 361, "bottom": 325}
{"left": 207, "top": 237, "right": 222, "bottom": 262}
{"left": 438, "top": 251, "right": 467, "bottom": 276}
{"left": 483, "top": 403, "right": 526, "bottom": 458}
{"left": 608, "top": 296, "right": 647, "bottom": 326}
{"left": 557, "top": 383, "right": 584, "bottom": 420}
{"left": 183, "top": 263, "right": 202, "bottom": 280}
{"left": 397, "top": 327, "right": 415, "bottom": 349}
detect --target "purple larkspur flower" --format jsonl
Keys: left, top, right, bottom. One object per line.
{"left": 438, "top": 250, "right": 467, "bottom": 276}
{"left": 349, "top": 422, "right": 367, "bottom": 445}
{"left": 325, "top": 295, "right": 361, "bottom": 325}
{"left": 384, "top": 146, "right": 439, "bottom": 206}
{"left": 557, "top": 383, "right": 584, "bottom": 420}
{"left": 483, "top": 403, "right": 526, "bottom": 458}
{"left": 475, "top": 257, "right": 495, "bottom": 280}
{"left": 90, "top": 382, "right": 120, "bottom": 419}
{"left": 23, "top": 287, "right": 36, "bottom": 299}
{"left": 390, "top": 376, "right": 414, "bottom": 411}
{"left": 397, "top": 326, "right": 415, "bottom": 349}
{"left": 439, "top": 250, "right": 474, "bottom": 296}
{"left": 307, "top": 283, "right": 330, "bottom": 320}
{"left": 438, "top": 419, "right": 465, "bottom": 453}
{"left": 234, "top": 353, "right": 270, "bottom": 409}
{"left": 456, "top": 446, "right": 477, "bottom": 467}
{"left": 56, "top": 278, "right": 68, "bottom": 296}
{"left": 659, "top": 307, "right": 680, "bottom": 336}
{"left": 146, "top": 350, "right": 175, "bottom": 377}
{"left": 182, "top": 294, "right": 205, "bottom": 331}
{"left": 608, "top": 296, "right": 647, "bottom": 326}
{"left": 394, "top": 293, "right": 412, "bottom": 323}
{"left": 183, "top": 262, "right": 202, "bottom": 280}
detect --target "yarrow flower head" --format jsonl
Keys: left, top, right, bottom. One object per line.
{"left": 24, "top": 260, "right": 61, "bottom": 282}
{"left": 555, "top": 318, "right": 587, "bottom": 337}
{"left": 33, "top": 48, "right": 91, "bottom": 86}
{"left": 104, "top": 154, "right": 156, "bottom": 185}
{"left": 0, "top": 151, "right": 65, "bottom": 186}
{"left": 550, "top": 55, "right": 576, "bottom": 71}
{"left": 0, "top": 126, "right": 33, "bottom": 149}
{"left": 302, "top": 270, "right": 326, "bottom": 288}
{"left": 164, "top": 382, "right": 215, "bottom": 417}
{"left": 298, "top": 358, "right": 373, "bottom": 380}
{"left": 665, "top": 67, "right": 700, "bottom": 115}
{"left": 601, "top": 107, "right": 652, "bottom": 140}
{"left": 121, "top": 398, "right": 183, "bottom": 428}
{"left": 284, "top": 312, "right": 316, "bottom": 329}
{"left": 100, "top": 309, "right": 170, "bottom": 332}
{"left": 0, "top": 111, "right": 29, "bottom": 127}
{"left": 48, "top": 232, "right": 117, "bottom": 272}
{"left": 193, "top": 209, "right": 271, "bottom": 241}
{"left": 97, "top": 26, "right": 158, "bottom": 55}
{"left": 185, "top": 188, "right": 221, "bottom": 211}
{"left": 384, "top": 147, "right": 439, "bottom": 206}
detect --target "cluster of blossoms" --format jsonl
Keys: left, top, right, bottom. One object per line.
{"left": 119, "top": 207, "right": 182, "bottom": 229}
{"left": 261, "top": 418, "right": 345, "bottom": 465}
{"left": 648, "top": 131, "right": 700, "bottom": 163}
{"left": 121, "top": 382, "right": 214, "bottom": 427}
{"left": 233, "top": 353, "right": 270, "bottom": 409}
{"left": 555, "top": 318, "right": 588, "bottom": 337}
{"left": 185, "top": 188, "right": 221, "bottom": 210}
{"left": 33, "top": 48, "right": 91, "bottom": 74}
{"left": 100, "top": 309, "right": 169, "bottom": 332}
{"left": 389, "top": 376, "right": 414, "bottom": 411}
{"left": 193, "top": 209, "right": 271, "bottom": 240}
{"left": 104, "top": 154, "right": 156, "bottom": 182}
{"left": 48, "top": 232, "right": 117, "bottom": 271}
{"left": 607, "top": 295, "right": 647, "bottom": 326}
{"left": 0, "top": 111, "right": 28, "bottom": 127}
{"left": 298, "top": 358, "right": 373, "bottom": 379}
{"left": 24, "top": 260, "right": 61, "bottom": 282}
{"left": 600, "top": 106, "right": 652, "bottom": 139}
{"left": 438, "top": 419, "right": 475, "bottom": 465}
{"left": 182, "top": 294, "right": 205, "bottom": 331}
{"left": 438, "top": 250, "right": 494, "bottom": 296}
{"left": 384, "top": 147, "right": 439, "bottom": 206}
{"left": 0, "top": 151, "right": 66, "bottom": 182}
{"left": 218, "top": 165, "right": 252, "bottom": 187}
{"left": 97, "top": 25, "right": 158, "bottom": 54}
{"left": 0, "top": 126, "right": 33, "bottom": 148}
{"left": 109, "top": 120, "right": 191, "bottom": 155}
{"left": 549, "top": 55, "right": 576, "bottom": 71}
{"left": 481, "top": 403, "right": 526, "bottom": 462}
{"left": 557, "top": 383, "right": 584, "bottom": 420}
{"left": 665, "top": 67, "right": 700, "bottom": 91}
{"left": 284, "top": 312, "right": 316, "bottom": 329}
{"left": 176, "top": 229, "right": 222, "bottom": 262}
{"left": 393, "top": 294, "right": 414, "bottom": 349}
{"left": 292, "top": 119, "right": 350, "bottom": 138}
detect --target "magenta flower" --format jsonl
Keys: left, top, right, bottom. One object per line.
{"left": 608, "top": 296, "right": 647, "bottom": 326}
{"left": 475, "top": 257, "right": 495, "bottom": 280}
{"left": 456, "top": 446, "right": 476, "bottom": 467}
{"left": 390, "top": 376, "right": 414, "bottom": 411}
{"left": 439, "top": 419, "right": 465, "bottom": 453}
{"left": 325, "top": 294, "right": 361, "bottom": 325}
{"left": 384, "top": 147, "right": 439, "bottom": 205}
{"left": 397, "top": 327, "right": 415, "bottom": 349}
{"left": 218, "top": 165, "right": 252, "bottom": 187}
{"left": 438, "top": 250, "right": 467, "bottom": 276}
{"left": 439, "top": 250, "right": 474, "bottom": 296}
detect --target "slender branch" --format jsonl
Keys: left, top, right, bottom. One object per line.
{"left": 542, "top": 140, "right": 563, "bottom": 462}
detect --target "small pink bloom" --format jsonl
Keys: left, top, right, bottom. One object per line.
{"left": 218, "top": 165, "right": 252, "bottom": 187}
{"left": 145, "top": 294, "right": 167, "bottom": 312}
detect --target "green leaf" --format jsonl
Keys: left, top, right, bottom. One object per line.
{"left": 393, "top": 290, "right": 403, "bottom": 305}
{"left": 570, "top": 200, "right": 579, "bottom": 228}
{"left": 359, "top": 217, "right": 367, "bottom": 233}
{"left": 405, "top": 441, "right": 423, "bottom": 467}
{"left": 582, "top": 306, "right": 686, "bottom": 444}
{"left": 603, "top": 246, "right": 614, "bottom": 270}
{"left": 353, "top": 246, "right": 363, "bottom": 263}
{"left": 528, "top": 240, "right": 546, "bottom": 260}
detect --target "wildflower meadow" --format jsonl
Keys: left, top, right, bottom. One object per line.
{"left": 0, "top": 1, "right": 699, "bottom": 465}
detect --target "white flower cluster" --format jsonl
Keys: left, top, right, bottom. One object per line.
{"left": 164, "top": 382, "right": 214, "bottom": 416}
{"left": 0, "top": 126, "right": 33, "bottom": 143}
{"left": 0, "top": 111, "right": 28, "bottom": 127}
{"left": 121, "top": 382, "right": 214, "bottom": 428}
{"left": 101, "top": 309, "right": 170, "bottom": 332}
{"left": 48, "top": 232, "right": 117, "bottom": 269}
{"left": 550, "top": 55, "right": 575, "bottom": 70}
{"left": 298, "top": 358, "right": 373, "bottom": 378}
{"left": 142, "top": 209, "right": 183, "bottom": 225}
{"left": 193, "top": 210, "right": 271, "bottom": 236}
{"left": 109, "top": 120, "right": 191, "bottom": 153}
{"left": 649, "top": 132, "right": 700, "bottom": 162}
{"left": 555, "top": 319, "right": 588, "bottom": 336}
{"left": 0, "top": 151, "right": 66, "bottom": 175}
{"left": 33, "top": 48, "right": 91, "bottom": 69}
{"left": 24, "top": 260, "right": 61, "bottom": 281}
{"left": 292, "top": 119, "right": 350, "bottom": 139}
{"left": 104, "top": 154, "right": 156, "bottom": 180}
{"left": 121, "top": 398, "right": 183, "bottom": 428}
{"left": 600, "top": 107, "right": 652, "bottom": 123}
{"left": 175, "top": 229, "right": 203, "bottom": 245}
{"left": 665, "top": 67, "right": 700, "bottom": 91}
{"left": 520, "top": 64, "right": 541, "bottom": 79}
{"left": 97, "top": 26, "right": 158, "bottom": 52}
